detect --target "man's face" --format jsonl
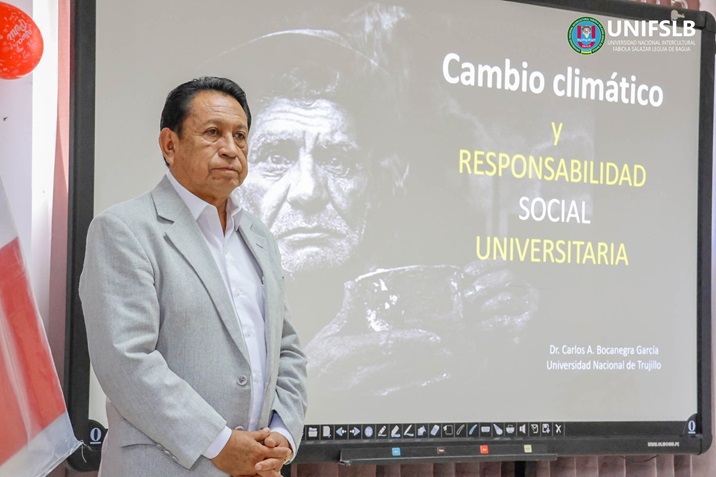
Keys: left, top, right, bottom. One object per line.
{"left": 161, "top": 90, "right": 249, "bottom": 207}
{"left": 241, "top": 97, "right": 370, "bottom": 274}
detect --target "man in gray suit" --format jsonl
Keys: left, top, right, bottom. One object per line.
{"left": 80, "top": 77, "right": 307, "bottom": 476}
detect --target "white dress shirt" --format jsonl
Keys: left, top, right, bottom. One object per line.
{"left": 166, "top": 172, "right": 294, "bottom": 459}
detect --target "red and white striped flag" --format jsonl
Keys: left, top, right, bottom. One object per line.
{"left": 0, "top": 179, "right": 79, "bottom": 477}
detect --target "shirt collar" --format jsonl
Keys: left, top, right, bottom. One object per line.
{"left": 165, "top": 171, "right": 243, "bottom": 222}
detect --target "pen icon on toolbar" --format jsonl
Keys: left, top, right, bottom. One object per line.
{"left": 468, "top": 424, "right": 478, "bottom": 436}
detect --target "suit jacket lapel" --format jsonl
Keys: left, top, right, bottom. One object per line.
{"left": 151, "top": 177, "right": 250, "bottom": 360}
{"left": 237, "top": 214, "right": 282, "bottom": 402}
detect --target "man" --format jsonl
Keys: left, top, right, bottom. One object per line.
{"left": 80, "top": 77, "right": 307, "bottom": 476}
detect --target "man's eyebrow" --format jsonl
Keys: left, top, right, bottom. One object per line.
{"left": 252, "top": 132, "right": 299, "bottom": 147}
{"left": 200, "top": 114, "right": 247, "bottom": 126}
{"left": 315, "top": 135, "right": 359, "bottom": 148}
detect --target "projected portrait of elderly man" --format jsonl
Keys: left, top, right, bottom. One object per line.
{"left": 236, "top": 27, "right": 538, "bottom": 421}
{"left": 239, "top": 30, "right": 408, "bottom": 341}
{"left": 246, "top": 95, "right": 367, "bottom": 276}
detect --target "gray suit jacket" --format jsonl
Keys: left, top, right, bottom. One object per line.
{"left": 79, "top": 177, "right": 308, "bottom": 476}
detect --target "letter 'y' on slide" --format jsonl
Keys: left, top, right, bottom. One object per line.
{"left": 552, "top": 122, "right": 563, "bottom": 146}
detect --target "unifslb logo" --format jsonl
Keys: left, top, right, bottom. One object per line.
{"left": 568, "top": 17, "right": 605, "bottom": 55}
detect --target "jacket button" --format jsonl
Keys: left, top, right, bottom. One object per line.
{"left": 237, "top": 376, "right": 248, "bottom": 385}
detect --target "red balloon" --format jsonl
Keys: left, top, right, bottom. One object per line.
{"left": 0, "top": 1, "right": 44, "bottom": 80}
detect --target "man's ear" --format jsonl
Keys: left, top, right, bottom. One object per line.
{"left": 159, "top": 128, "right": 176, "bottom": 166}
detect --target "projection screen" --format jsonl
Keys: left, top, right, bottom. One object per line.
{"left": 65, "top": 0, "right": 713, "bottom": 468}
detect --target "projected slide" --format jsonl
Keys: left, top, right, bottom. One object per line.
{"left": 80, "top": 0, "right": 711, "bottom": 461}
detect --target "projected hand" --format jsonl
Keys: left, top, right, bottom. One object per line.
{"left": 304, "top": 265, "right": 461, "bottom": 397}
{"left": 460, "top": 260, "right": 538, "bottom": 344}
{"left": 305, "top": 325, "right": 451, "bottom": 396}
